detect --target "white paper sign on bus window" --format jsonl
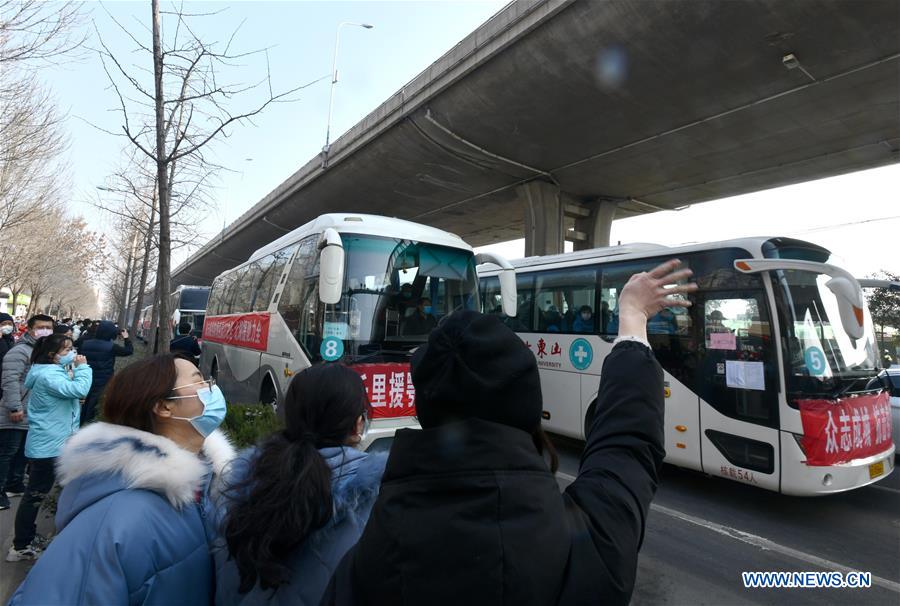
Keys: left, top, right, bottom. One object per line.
{"left": 324, "top": 322, "right": 349, "bottom": 340}
{"left": 725, "top": 360, "right": 765, "bottom": 391}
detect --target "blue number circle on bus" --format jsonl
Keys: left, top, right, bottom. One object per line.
{"left": 804, "top": 346, "right": 827, "bottom": 376}
{"left": 569, "top": 338, "right": 594, "bottom": 370}
{"left": 321, "top": 336, "right": 344, "bottom": 362}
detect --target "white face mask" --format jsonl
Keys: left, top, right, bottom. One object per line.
{"left": 33, "top": 328, "right": 52, "bottom": 338}
{"left": 0, "top": 325, "right": 13, "bottom": 336}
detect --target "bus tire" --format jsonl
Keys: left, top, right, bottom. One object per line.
{"left": 259, "top": 374, "right": 278, "bottom": 412}
{"left": 583, "top": 400, "right": 598, "bottom": 439}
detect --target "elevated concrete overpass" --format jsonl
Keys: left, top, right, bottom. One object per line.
{"left": 173, "top": 0, "right": 900, "bottom": 287}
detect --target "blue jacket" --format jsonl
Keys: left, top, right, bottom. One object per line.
{"left": 10, "top": 422, "right": 235, "bottom": 606}
{"left": 22, "top": 363, "right": 92, "bottom": 458}
{"left": 213, "top": 446, "right": 387, "bottom": 606}
{"left": 80, "top": 320, "right": 133, "bottom": 394}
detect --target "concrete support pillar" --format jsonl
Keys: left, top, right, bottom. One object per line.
{"left": 520, "top": 180, "right": 564, "bottom": 257}
{"left": 573, "top": 198, "right": 618, "bottom": 251}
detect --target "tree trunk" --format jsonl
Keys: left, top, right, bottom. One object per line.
{"left": 129, "top": 187, "right": 158, "bottom": 339}
{"left": 152, "top": 0, "right": 172, "bottom": 353}
{"left": 117, "top": 236, "right": 136, "bottom": 328}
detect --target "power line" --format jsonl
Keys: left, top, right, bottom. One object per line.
{"left": 787, "top": 215, "right": 900, "bottom": 235}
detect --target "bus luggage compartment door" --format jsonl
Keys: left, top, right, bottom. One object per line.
{"left": 661, "top": 375, "right": 702, "bottom": 471}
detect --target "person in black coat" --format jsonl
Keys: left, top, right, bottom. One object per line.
{"left": 322, "top": 260, "right": 696, "bottom": 606}
{"left": 79, "top": 320, "right": 133, "bottom": 425}
{"left": 169, "top": 322, "right": 201, "bottom": 364}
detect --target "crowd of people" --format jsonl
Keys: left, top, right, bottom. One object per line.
{"left": 0, "top": 315, "right": 134, "bottom": 559}
{"left": 2, "top": 260, "right": 696, "bottom": 606}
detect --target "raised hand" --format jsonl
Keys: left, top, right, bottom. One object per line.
{"left": 617, "top": 259, "right": 698, "bottom": 341}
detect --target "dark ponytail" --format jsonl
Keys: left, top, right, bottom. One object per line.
{"left": 222, "top": 363, "right": 369, "bottom": 593}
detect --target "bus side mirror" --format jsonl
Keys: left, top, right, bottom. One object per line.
{"left": 825, "top": 276, "right": 865, "bottom": 341}
{"left": 318, "top": 228, "right": 345, "bottom": 305}
{"left": 475, "top": 252, "right": 517, "bottom": 317}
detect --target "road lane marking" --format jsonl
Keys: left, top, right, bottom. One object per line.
{"left": 870, "top": 484, "right": 900, "bottom": 496}
{"left": 651, "top": 503, "right": 900, "bottom": 594}
{"left": 555, "top": 472, "right": 900, "bottom": 594}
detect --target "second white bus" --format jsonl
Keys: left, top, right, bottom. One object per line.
{"left": 478, "top": 236, "right": 894, "bottom": 495}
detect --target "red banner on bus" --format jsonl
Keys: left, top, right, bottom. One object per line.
{"left": 798, "top": 392, "right": 892, "bottom": 466}
{"left": 202, "top": 313, "right": 270, "bottom": 351}
{"left": 351, "top": 363, "right": 416, "bottom": 419}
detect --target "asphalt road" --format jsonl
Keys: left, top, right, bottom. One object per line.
{"left": 551, "top": 434, "right": 900, "bottom": 606}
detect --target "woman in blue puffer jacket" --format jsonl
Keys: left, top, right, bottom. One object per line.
{"left": 214, "top": 364, "right": 386, "bottom": 606}
{"left": 10, "top": 353, "right": 235, "bottom": 605}
{"left": 7, "top": 334, "right": 91, "bottom": 561}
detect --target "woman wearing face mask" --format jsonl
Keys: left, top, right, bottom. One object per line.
{"left": 6, "top": 334, "right": 90, "bottom": 561}
{"left": 9, "top": 353, "right": 235, "bottom": 605}
{"left": 214, "top": 363, "right": 385, "bottom": 606}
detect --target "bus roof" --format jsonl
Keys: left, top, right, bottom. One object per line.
{"left": 249, "top": 214, "right": 472, "bottom": 262}
{"left": 477, "top": 236, "right": 834, "bottom": 274}
{"left": 169, "top": 285, "right": 210, "bottom": 294}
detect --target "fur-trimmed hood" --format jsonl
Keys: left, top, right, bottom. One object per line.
{"left": 56, "top": 422, "right": 235, "bottom": 526}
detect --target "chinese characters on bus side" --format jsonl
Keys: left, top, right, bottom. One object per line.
{"left": 202, "top": 313, "right": 270, "bottom": 351}
{"left": 353, "top": 363, "right": 416, "bottom": 419}
{"left": 799, "top": 392, "right": 892, "bottom": 466}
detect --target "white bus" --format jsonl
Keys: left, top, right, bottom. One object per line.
{"left": 200, "top": 214, "right": 515, "bottom": 448}
{"left": 137, "top": 305, "right": 153, "bottom": 342}
{"left": 170, "top": 285, "right": 210, "bottom": 338}
{"left": 478, "top": 237, "right": 894, "bottom": 495}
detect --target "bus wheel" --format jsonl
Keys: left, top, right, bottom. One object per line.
{"left": 583, "top": 400, "right": 598, "bottom": 439}
{"left": 259, "top": 376, "right": 277, "bottom": 413}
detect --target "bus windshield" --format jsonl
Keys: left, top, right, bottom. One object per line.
{"left": 179, "top": 288, "right": 210, "bottom": 311}
{"left": 777, "top": 269, "right": 878, "bottom": 396}
{"left": 330, "top": 234, "right": 478, "bottom": 358}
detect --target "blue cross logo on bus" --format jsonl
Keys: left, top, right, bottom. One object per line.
{"left": 569, "top": 338, "right": 593, "bottom": 371}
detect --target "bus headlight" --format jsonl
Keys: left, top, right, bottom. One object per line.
{"left": 823, "top": 474, "right": 833, "bottom": 487}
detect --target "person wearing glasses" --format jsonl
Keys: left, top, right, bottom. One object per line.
{"left": 9, "top": 353, "right": 235, "bottom": 606}
{"left": 214, "top": 363, "right": 385, "bottom": 606}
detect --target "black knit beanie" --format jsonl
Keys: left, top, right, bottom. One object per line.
{"left": 411, "top": 310, "right": 542, "bottom": 432}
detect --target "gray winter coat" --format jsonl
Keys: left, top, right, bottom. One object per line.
{"left": 0, "top": 333, "right": 36, "bottom": 430}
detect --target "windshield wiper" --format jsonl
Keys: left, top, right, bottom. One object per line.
{"left": 349, "top": 347, "right": 414, "bottom": 365}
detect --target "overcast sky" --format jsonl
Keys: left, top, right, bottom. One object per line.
{"left": 45, "top": 1, "right": 898, "bottom": 280}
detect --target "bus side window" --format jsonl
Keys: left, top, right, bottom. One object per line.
{"left": 232, "top": 267, "right": 255, "bottom": 314}
{"left": 207, "top": 278, "right": 223, "bottom": 316}
{"left": 250, "top": 254, "right": 277, "bottom": 312}
{"left": 534, "top": 268, "right": 597, "bottom": 334}
{"left": 277, "top": 237, "right": 320, "bottom": 355}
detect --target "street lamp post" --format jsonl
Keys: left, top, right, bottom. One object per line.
{"left": 322, "top": 21, "right": 373, "bottom": 166}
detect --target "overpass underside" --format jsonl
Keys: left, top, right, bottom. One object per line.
{"left": 174, "top": 0, "right": 900, "bottom": 286}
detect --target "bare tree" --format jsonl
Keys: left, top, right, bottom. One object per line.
{"left": 0, "top": 69, "right": 69, "bottom": 232}
{"left": 0, "top": 0, "right": 86, "bottom": 66}
{"left": 94, "top": 0, "right": 309, "bottom": 351}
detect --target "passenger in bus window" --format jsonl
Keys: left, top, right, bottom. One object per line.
{"left": 401, "top": 298, "right": 437, "bottom": 336}
{"left": 322, "top": 260, "right": 696, "bottom": 606}
{"left": 214, "top": 364, "right": 385, "bottom": 606}
{"left": 705, "top": 309, "right": 732, "bottom": 334}
{"left": 572, "top": 305, "right": 594, "bottom": 333}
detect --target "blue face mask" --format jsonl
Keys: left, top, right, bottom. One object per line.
{"left": 423, "top": 306, "right": 433, "bottom": 315}
{"left": 169, "top": 383, "right": 227, "bottom": 438}
{"left": 58, "top": 351, "right": 76, "bottom": 367}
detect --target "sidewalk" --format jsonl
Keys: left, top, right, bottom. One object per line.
{"left": 0, "top": 494, "right": 54, "bottom": 603}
